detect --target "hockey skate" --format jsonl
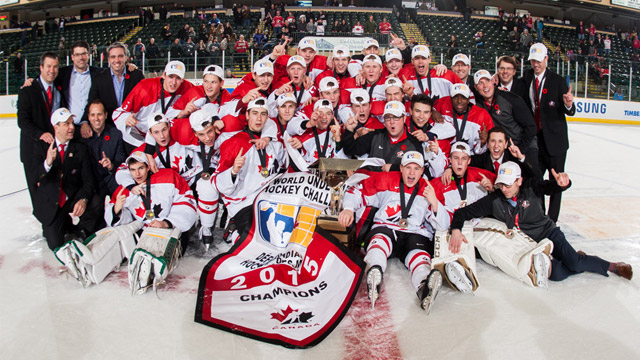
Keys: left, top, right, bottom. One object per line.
{"left": 418, "top": 269, "right": 442, "bottom": 315}
{"left": 129, "top": 252, "right": 154, "bottom": 295}
{"left": 445, "top": 261, "right": 473, "bottom": 294}
{"left": 200, "top": 226, "right": 213, "bottom": 251}
{"left": 57, "top": 245, "right": 90, "bottom": 288}
{"left": 366, "top": 265, "right": 383, "bottom": 310}
{"left": 532, "top": 252, "right": 550, "bottom": 288}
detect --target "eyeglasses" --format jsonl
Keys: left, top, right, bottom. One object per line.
{"left": 73, "top": 52, "right": 89, "bottom": 57}
{"left": 384, "top": 116, "right": 403, "bottom": 122}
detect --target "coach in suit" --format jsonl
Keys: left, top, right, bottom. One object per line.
{"left": 495, "top": 55, "right": 528, "bottom": 98}
{"left": 56, "top": 40, "right": 103, "bottom": 137}
{"left": 470, "top": 127, "right": 540, "bottom": 180}
{"left": 83, "top": 42, "right": 144, "bottom": 127}
{"left": 31, "top": 108, "right": 101, "bottom": 250}
{"left": 520, "top": 43, "right": 575, "bottom": 222}
{"left": 17, "top": 51, "right": 65, "bottom": 207}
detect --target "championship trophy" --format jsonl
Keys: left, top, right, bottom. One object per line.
{"left": 312, "top": 158, "right": 363, "bottom": 250}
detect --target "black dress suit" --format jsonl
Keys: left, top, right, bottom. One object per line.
{"left": 83, "top": 68, "right": 145, "bottom": 124}
{"left": 56, "top": 65, "right": 103, "bottom": 117}
{"left": 17, "top": 79, "right": 65, "bottom": 206}
{"left": 80, "top": 123, "right": 127, "bottom": 198}
{"left": 509, "top": 77, "right": 528, "bottom": 100}
{"left": 521, "top": 68, "right": 575, "bottom": 222}
{"left": 31, "top": 140, "right": 101, "bottom": 250}
{"left": 470, "top": 150, "right": 540, "bottom": 180}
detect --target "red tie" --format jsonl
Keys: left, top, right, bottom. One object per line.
{"left": 46, "top": 86, "right": 53, "bottom": 114}
{"left": 494, "top": 161, "right": 500, "bottom": 175}
{"left": 534, "top": 78, "right": 541, "bottom": 132}
{"left": 58, "top": 144, "right": 66, "bottom": 208}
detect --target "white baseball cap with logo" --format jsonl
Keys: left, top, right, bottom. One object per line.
{"left": 383, "top": 101, "right": 405, "bottom": 117}
{"left": 127, "top": 150, "right": 149, "bottom": 165}
{"left": 164, "top": 60, "right": 186, "bottom": 79}
{"left": 247, "top": 97, "right": 268, "bottom": 111}
{"left": 401, "top": 151, "right": 424, "bottom": 167}
{"left": 362, "top": 38, "right": 379, "bottom": 51}
{"left": 203, "top": 64, "right": 224, "bottom": 80}
{"left": 385, "top": 48, "right": 403, "bottom": 62}
{"left": 528, "top": 43, "right": 548, "bottom": 62}
{"left": 412, "top": 45, "right": 431, "bottom": 59}
{"left": 319, "top": 76, "right": 340, "bottom": 92}
{"left": 50, "top": 107, "right": 74, "bottom": 126}
{"left": 147, "top": 112, "right": 170, "bottom": 130}
{"left": 332, "top": 45, "right": 350, "bottom": 59}
{"left": 276, "top": 93, "right": 297, "bottom": 107}
{"left": 287, "top": 55, "right": 307, "bottom": 68}
{"left": 450, "top": 83, "right": 471, "bottom": 98}
{"left": 450, "top": 141, "right": 471, "bottom": 156}
{"left": 496, "top": 161, "right": 522, "bottom": 185}
{"left": 452, "top": 53, "right": 471, "bottom": 66}
{"left": 313, "top": 99, "right": 333, "bottom": 111}
{"left": 384, "top": 77, "right": 403, "bottom": 90}
{"left": 474, "top": 69, "right": 492, "bottom": 84}
{"left": 298, "top": 37, "right": 317, "bottom": 52}
{"left": 350, "top": 88, "right": 370, "bottom": 104}
{"left": 253, "top": 59, "right": 274, "bottom": 75}
{"left": 362, "top": 54, "right": 382, "bottom": 67}
{"left": 189, "top": 109, "right": 214, "bottom": 132}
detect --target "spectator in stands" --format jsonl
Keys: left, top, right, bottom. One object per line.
{"left": 253, "top": 29, "right": 266, "bottom": 48}
{"left": 171, "top": 38, "right": 184, "bottom": 57}
{"left": 633, "top": 35, "right": 640, "bottom": 52}
{"left": 232, "top": 4, "right": 242, "bottom": 25}
{"left": 603, "top": 35, "right": 611, "bottom": 57}
{"left": 14, "top": 53, "right": 23, "bottom": 75}
{"left": 614, "top": 87, "right": 624, "bottom": 100}
{"left": 272, "top": 10, "right": 284, "bottom": 36}
{"left": 340, "top": 19, "right": 350, "bottom": 33}
{"left": 207, "top": 35, "right": 220, "bottom": 58}
{"left": 224, "top": 68, "right": 235, "bottom": 78}
{"left": 210, "top": 13, "right": 221, "bottom": 26}
{"left": 296, "top": 15, "right": 306, "bottom": 32}
{"left": 576, "top": 20, "right": 585, "bottom": 41}
{"left": 319, "top": 11, "right": 327, "bottom": 25}
{"left": 475, "top": 31, "right": 485, "bottom": 57}
{"left": 184, "top": 37, "right": 196, "bottom": 57}
{"left": 188, "top": 26, "right": 197, "bottom": 43}
{"left": 58, "top": 16, "right": 65, "bottom": 32}
{"left": 348, "top": 0, "right": 356, "bottom": 7}
{"left": 224, "top": 22, "right": 234, "bottom": 38}
{"left": 631, "top": 51, "right": 640, "bottom": 73}
{"left": 235, "top": 35, "right": 249, "bottom": 71}
{"left": 316, "top": 19, "right": 325, "bottom": 36}
{"left": 242, "top": 5, "right": 252, "bottom": 28}
{"left": 353, "top": 21, "right": 364, "bottom": 36}
{"left": 365, "top": 15, "right": 377, "bottom": 34}
{"left": 133, "top": 38, "right": 145, "bottom": 67}
{"left": 198, "top": 24, "right": 208, "bottom": 43}
{"left": 447, "top": 35, "right": 457, "bottom": 59}
{"left": 178, "top": 24, "right": 189, "bottom": 44}
{"left": 508, "top": 26, "right": 519, "bottom": 52}
{"left": 159, "top": 4, "right": 167, "bottom": 21}
{"left": 521, "top": 29, "right": 533, "bottom": 53}
{"left": 161, "top": 24, "right": 172, "bottom": 47}
{"left": 379, "top": 17, "right": 391, "bottom": 35}
{"left": 306, "top": 18, "right": 316, "bottom": 33}
{"left": 588, "top": 23, "right": 596, "bottom": 41}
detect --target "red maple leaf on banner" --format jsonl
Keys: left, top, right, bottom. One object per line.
{"left": 135, "top": 206, "right": 146, "bottom": 219}
{"left": 270, "top": 305, "right": 296, "bottom": 322}
{"left": 385, "top": 204, "right": 401, "bottom": 217}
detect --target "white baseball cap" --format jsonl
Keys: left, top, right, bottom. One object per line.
{"left": 412, "top": 45, "right": 431, "bottom": 59}
{"left": 50, "top": 107, "right": 74, "bottom": 126}
{"left": 474, "top": 69, "right": 492, "bottom": 84}
{"left": 126, "top": 150, "right": 149, "bottom": 165}
{"left": 332, "top": 45, "right": 350, "bottom": 59}
{"left": 450, "top": 83, "right": 471, "bottom": 98}
{"left": 452, "top": 53, "right": 471, "bottom": 66}
{"left": 298, "top": 37, "right": 317, "bottom": 52}
{"left": 287, "top": 55, "right": 307, "bottom": 68}
{"left": 362, "top": 54, "right": 382, "bottom": 67}
{"left": 253, "top": 59, "right": 274, "bottom": 75}
{"left": 247, "top": 97, "right": 268, "bottom": 111}
{"left": 384, "top": 77, "right": 403, "bottom": 89}
{"left": 385, "top": 48, "right": 403, "bottom": 62}
{"left": 319, "top": 76, "right": 340, "bottom": 92}
{"left": 164, "top": 60, "right": 186, "bottom": 79}
{"left": 276, "top": 92, "right": 297, "bottom": 107}
{"left": 203, "top": 64, "right": 224, "bottom": 80}
{"left": 450, "top": 142, "right": 471, "bottom": 156}
{"left": 362, "top": 38, "right": 379, "bottom": 51}
{"left": 496, "top": 161, "right": 522, "bottom": 185}
{"left": 189, "top": 109, "right": 214, "bottom": 132}
{"left": 383, "top": 101, "right": 405, "bottom": 117}
{"left": 350, "top": 88, "right": 370, "bottom": 104}
{"left": 401, "top": 151, "right": 424, "bottom": 167}
{"left": 147, "top": 112, "right": 170, "bottom": 130}
{"left": 528, "top": 43, "right": 548, "bottom": 62}
{"left": 347, "top": 59, "right": 363, "bottom": 77}
{"left": 313, "top": 99, "right": 333, "bottom": 111}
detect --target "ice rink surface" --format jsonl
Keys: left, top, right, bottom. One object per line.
{"left": 1, "top": 119, "right": 639, "bottom": 360}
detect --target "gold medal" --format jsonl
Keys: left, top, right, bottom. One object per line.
{"left": 145, "top": 210, "right": 155, "bottom": 221}
{"left": 201, "top": 173, "right": 211, "bottom": 180}
{"left": 399, "top": 218, "right": 408, "bottom": 229}
{"left": 505, "top": 229, "right": 514, "bottom": 239}
{"left": 261, "top": 169, "right": 269, "bottom": 178}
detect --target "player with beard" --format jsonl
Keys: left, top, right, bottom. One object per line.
{"left": 213, "top": 98, "right": 287, "bottom": 241}
{"left": 288, "top": 99, "right": 342, "bottom": 166}
{"left": 434, "top": 83, "right": 493, "bottom": 155}
{"left": 339, "top": 151, "right": 450, "bottom": 313}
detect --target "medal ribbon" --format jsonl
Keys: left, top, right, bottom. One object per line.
{"left": 399, "top": 180, "right": 420, "bottom": 222}
{"left": 246, "top": 127, "right": 268, "bottom": 173}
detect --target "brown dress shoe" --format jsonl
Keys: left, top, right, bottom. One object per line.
{"left": 577, "top": 250, "right": 586, "bottom": 256}
{"left": 615, "top": 263, "right": 633, "bottom": 280}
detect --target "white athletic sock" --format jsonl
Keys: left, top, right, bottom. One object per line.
{"left": 198, "top": 199, "right": 217, "bottom": 228}
{"left": 405, "top": 249, "right": 432, "bottom": 291}
{"left": 364, "top": 233, "right": 392, "bottom": 272}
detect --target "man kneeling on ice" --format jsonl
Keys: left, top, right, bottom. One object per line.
{"left": 338, "top": 151, "right": 449, "bottom": 313}
{"left": 449, "top": 161, "right": 632, "bottom": 286}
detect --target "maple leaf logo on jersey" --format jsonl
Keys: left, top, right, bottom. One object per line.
{"left": 135, "top": 206, "right": 146, "bottom": 219}
{"left": 153, "top": 203, "right": 163, "bottom": 217}
{"left": 270, "top": 305, "right": 314, "bottom": 324}
{"left": 385, "top": 203, "right": 401, "bottom": 217}
{"left": 185, "top": 154, "right": 193, "bottom": 168}
{"left": 173, "top": 155, "right": 183, "bottom": 169}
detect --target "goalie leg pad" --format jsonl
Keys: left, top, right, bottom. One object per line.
{"left": 128, "top": 227, "right": 182, "bottom": 295}
{"left": 473, "top": 218, "right": 553, "bottom": 287}
{"left": 432, "top": 222, "right": 479, "bottom": 292}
